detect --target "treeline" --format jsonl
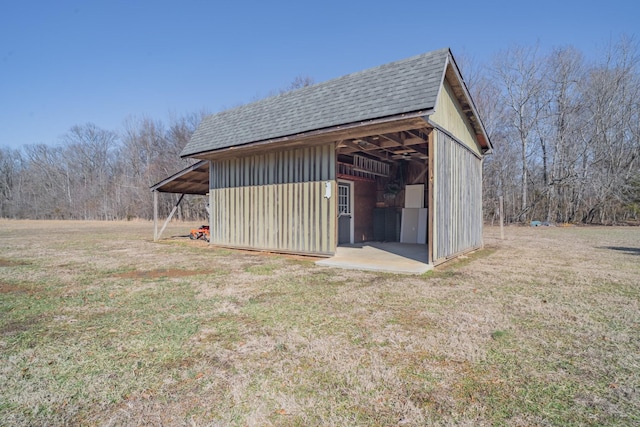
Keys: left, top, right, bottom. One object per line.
{"left": 1, "top": 41, "right": 639, "bottom": 225}
{"left": 0, "top": 113, "right": 210, "bottom": 221}
{"left": 471, "top": 37, "right": 640, "bottom": 224}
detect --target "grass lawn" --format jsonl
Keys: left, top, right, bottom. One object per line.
{"left": 1, "top": 220, "right": 639, "bottom": 426}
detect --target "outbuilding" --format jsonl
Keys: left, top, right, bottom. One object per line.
{"left": 152, "top": 48, "right": 492, "bottom": 267}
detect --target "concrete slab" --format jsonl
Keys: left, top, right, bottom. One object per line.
{"left": 316, "top": 242, "right": 432, "bottom": 275}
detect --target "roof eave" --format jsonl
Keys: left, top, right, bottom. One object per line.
{"left": 182, "top": 109, "right": 435, "bottom": 159}
{"left": 150, "top": 160, "right": 209, "bottom": 193}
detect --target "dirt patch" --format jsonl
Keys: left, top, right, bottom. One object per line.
{"left": 1, "top": 315, "right": 43, "bottom": 336}
{"left": 205, "top": 243, "right": 324, "bottom": 262}
{"left": 0, "top": 258, "right": 30, "bottom": 267}
{"left": 111, "top": 268, "right": 218, "bottom": 279}
{"left": 0, "top": 282, "right": 32, "bottom": 294}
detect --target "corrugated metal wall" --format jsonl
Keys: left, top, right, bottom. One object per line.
{"left": 209, "top": 144, "right": 336, "bottom": 255}
{"left": 433, "top": 129, "right": 483, "bottom": 262}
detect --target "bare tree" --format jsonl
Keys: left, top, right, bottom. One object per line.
{"left": 279, "top": 75, "right": 314, "bottom": 94}
{"left": 21, "top": 144, "right": 69, "bottom": 218}
{"left": 60, "top": 123, "right": 119, "bottom": 219}
{"left": 116, "top": 112, "right": 207, "bottom": 220}
{"left": 0, "top": 148, "right": 23, "bottom": 218}
{"left": 582, "top": 38, "right": 640, "bottom": 223}
{"left": 253, "top": 75, "right": 316, "bottom": 101}
{"left": 492, "top": 45, "right": 547, "bottom": 221}
{"left": 474, "top": 36, "right": 640, "bottom": 225}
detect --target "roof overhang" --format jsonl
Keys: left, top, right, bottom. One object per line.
{"left": 150, "top": 160, "right": 209, "bottom": 195}
{"left": 185, "top": 111, "right": 434, "bottom": 161}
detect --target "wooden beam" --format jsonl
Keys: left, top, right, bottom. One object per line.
{"left": 405, "top": 129, "right": 427, "bottom": 139}
{"left": 361, "top": 136, "right": 404, "bottom": 158}
{"left": 371, "top": 136, "right": 401, "bottom": 148}
{"left": 378, "top": 132, "right": 426, "bottom": 159}
{"left": 379, "top": 133, "right": 404, "bottom": 146}
{"left": 336, "top": 140, "right": 385, "bottom": 159}
{"left": 403, "top": 137, "right": 424, "bottom": 145}
{"left": 411, "top": 163, "right": 429, "bottom": 184}
{"left": 153, "top": 191, "right": 159, "bottom": 241}
{"left": 194, "top": 117, "right": 431, "bottom": 162}
{"left": 342, "top": 140, "right": 365, "bottom": 152}
{"left": 157, "top": 194, "right": 185, "bottom": 241}
{"left": 427, "top": 130, "right": 435, "bottom": 264}
{"left": 410, "top": 145, "right": 429, "bottom": 157}
{"left": 358, "top": 149, "right": 390, "bottom": 161}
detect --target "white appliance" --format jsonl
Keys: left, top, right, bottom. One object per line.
{"left": 400, "top": 184, "right": 427, "bottom": 244}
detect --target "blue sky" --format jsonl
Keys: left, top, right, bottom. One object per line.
{"left": 1, "top": 0, "right": 638, "bottom": 149}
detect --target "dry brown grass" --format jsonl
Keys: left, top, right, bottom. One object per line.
{"left": 0, "top": 220, "right": 638, "bottom": 426}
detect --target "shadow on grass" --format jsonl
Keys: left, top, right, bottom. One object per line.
{"left": 599, "top": 246, "right": 640, "bottom": 256}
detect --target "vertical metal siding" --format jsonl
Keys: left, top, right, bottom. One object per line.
{"left": 209, "top": 144, "right": 336, "bottom": 255}
{"left": 433, "top": 130, "right": 483, "bottom": 262}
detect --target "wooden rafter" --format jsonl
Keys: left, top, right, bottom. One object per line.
{"left": 409, "top": 145, "right": 429, "bottom": 157}
{"left": 360, "top": 137, "right": 403, "bottom": 158}
{"left": 334, "top": 124, "right": 434, "bottom": 165}
{"left": 347, "top": 140, "right": 390, "bottom": 161}
{"left": 379, "top": 133, "right": 404, "bottom": 146}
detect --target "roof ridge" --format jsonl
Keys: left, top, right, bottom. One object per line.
{"left": 181, "top": 48, "right": 452, "bottom": 157}
{"left": 214, "top": 47, "right": 451, "bottom": 116}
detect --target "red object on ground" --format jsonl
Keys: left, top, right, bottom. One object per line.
{"left": 189, "top": 225, "right": 210, "bottom": 242}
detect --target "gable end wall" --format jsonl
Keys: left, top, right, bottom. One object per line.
{"left": 429, "top": 78, "right": 481, "bottom": 156}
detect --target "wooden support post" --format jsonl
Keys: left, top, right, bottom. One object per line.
{"left": 499, "top": 195, "right": 504, "bottom": 240}
{"left": 209, "top": 160, "right": 214, "bottom": 246}
{"left": 157, "top": 194, "right": 185, "bottom": 241}
{"left": 153, "top": 191, "right": 159, "bottom": 241}
{"left": 427, "top": 129, "right": 435, "bottom": 264}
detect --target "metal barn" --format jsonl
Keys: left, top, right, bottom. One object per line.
{"left": 152, "top": 48, "right": 492, "bottom": 267}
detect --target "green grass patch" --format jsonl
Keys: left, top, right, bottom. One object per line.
{"left": 244, "top": 263, "right": 279, "bottom": 275}
{"left": 490, "top": 329, "right": 509, "bottom": 340}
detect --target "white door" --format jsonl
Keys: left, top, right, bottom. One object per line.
{"left": 338, "top": 181, "right": 353, "bottom": 244}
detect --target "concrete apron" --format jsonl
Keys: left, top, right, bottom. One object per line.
{"left": 316, "top": 242, "right": 432, "bottom": 275}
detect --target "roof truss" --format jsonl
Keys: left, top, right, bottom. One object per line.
{"left": 337, "top": 126, "right": 431, "bottom": 163}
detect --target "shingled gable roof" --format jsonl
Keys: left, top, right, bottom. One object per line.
{"left": 181, "top": 48, "right": 488, "bottom": 158}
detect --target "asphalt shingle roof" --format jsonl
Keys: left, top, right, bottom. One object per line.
{"left": 181, "top": 48, "right": 451, "bottom": 157}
